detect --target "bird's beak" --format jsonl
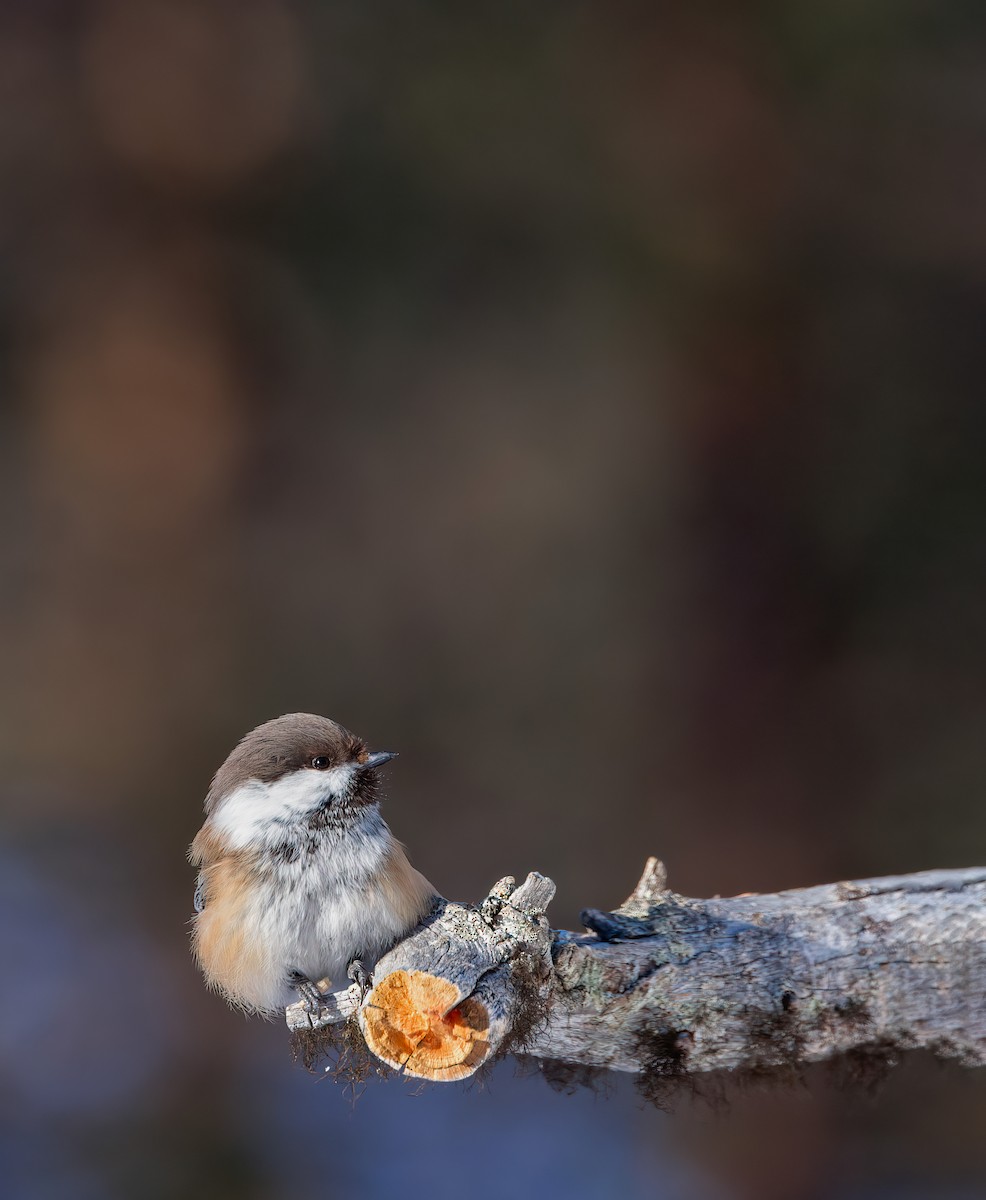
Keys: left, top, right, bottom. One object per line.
{"left": 360, "top": 751, "right": 398, "bottom": 771}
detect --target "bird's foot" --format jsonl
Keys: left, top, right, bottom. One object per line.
{"left": 347, "top": 958, "right": 371, "bottom": 999}
{"left": 288, "top": 970, "right": 327, "bottom": 1017}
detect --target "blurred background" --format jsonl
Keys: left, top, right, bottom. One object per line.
{"left": 1, "top": 2, "right": 984, "bottom": 1197}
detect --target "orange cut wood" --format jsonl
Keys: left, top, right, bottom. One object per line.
{"left": 362, "top": 970, "right": 491, "bottom": 1081}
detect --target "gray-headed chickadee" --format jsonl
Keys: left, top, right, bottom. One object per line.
{"left": 189, "top": 713, "right": 437, "bottom": 1014}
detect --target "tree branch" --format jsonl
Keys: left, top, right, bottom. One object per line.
{"left": 285, "top": 861, "right": 986, "bottom": 1087}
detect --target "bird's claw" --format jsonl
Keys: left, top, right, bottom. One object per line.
{"left": 347, "top": 958, "right": 371, "bottom": 998}
{"left": 288, "top": 970, "right": 327, "bottom": 1017}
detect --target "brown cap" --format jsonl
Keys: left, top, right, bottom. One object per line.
{"left": 204, "top": 713, "right": 366, "bottom": 812}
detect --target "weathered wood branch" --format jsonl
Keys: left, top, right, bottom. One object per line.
{"left": 286, "top": 861, "right": 986, "bottom": 1086}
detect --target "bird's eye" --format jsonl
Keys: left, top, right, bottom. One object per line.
{"left": 311, "top": 756, "right": 331, "bottom": 770}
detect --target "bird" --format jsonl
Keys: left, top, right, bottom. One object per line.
{"left": 189, "top": 713, "right": 437, "bottom": 1016}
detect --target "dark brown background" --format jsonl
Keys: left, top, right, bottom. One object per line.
{"left": 1, "top": 3, "right": 984, "bottom": 1198}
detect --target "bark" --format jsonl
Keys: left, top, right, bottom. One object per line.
{"left": 285, "top": 860, "right": 986, "bottom": 1086}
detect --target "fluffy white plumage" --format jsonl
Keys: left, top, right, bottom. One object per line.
{"left": 196, "top": 768, "right": 435, "bottom": 1013}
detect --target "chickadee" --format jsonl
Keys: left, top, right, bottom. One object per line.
{"left": 189, "top": 713, "right": 437, "bottom": 1015}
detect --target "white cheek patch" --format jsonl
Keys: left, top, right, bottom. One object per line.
{"left": 320, "top": 764, "right": 357, "bottom": 797}
{"left": 213, "top": 764, "right": 357, "bottom": 850}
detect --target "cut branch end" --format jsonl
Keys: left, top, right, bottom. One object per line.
{"left": 361, "top": 969, "right": 491, "bottom": 1081}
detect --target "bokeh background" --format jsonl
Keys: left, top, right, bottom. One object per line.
{"left": 1, "top": 2, "right": 985, "bottom": 1197}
